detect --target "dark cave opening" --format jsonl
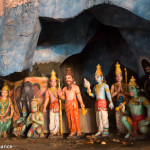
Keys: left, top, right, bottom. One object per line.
{"left": 1, "top": 4, "right": 150, "bottom": 93}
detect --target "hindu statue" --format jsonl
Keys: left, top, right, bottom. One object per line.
{"left": 43, "top": 70, "right": 61, "bottom": 137}
{"left": 26, "top": 97, "right": 44, "bottom": 138}
{"left": 13, "top": 106, "right": 27, "bottom": 137}
{"left": 122, "top": 76, "right": 150, "bottom": 138}
{"left": 0, "top": 84, "right": 14, "bottom": 137}
{"left": 58, "top": 68, "right": 85, "bottom": 137}
{"left": 84, "top": 64, "right": 114, "bottom": 137}
{"left": 110, "top": 62, "right": 129, "bottom": 135}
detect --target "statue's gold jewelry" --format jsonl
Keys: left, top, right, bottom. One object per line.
{"left": 50, "top": 70, "right": 57, "bottom": 81}
{"left": 49, "top": 88, "right": 58, "bottom": 98}
{"left": 115, "top": 62, "right": 122, "bottom": 75}
{"left": 129, "top": 76, "right": 137, "bottom": 87}
{"left": 96, "top": 83, "right": 104, "bottom": 96}
{"left": 95, "top": 64, "right": 103, "bottom": 76}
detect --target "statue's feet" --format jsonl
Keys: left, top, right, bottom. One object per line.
{"left": 3, "top": 131, "right": 7, "bottom": 138}
{"left": 125, "top": 132, "right": 132, "bottom": 139}
{"left": 116, "top": 131, "right": 121, "bottom": 136}
{"left": 56, "top": 132, "right": 61, "bottom": 136}
{"left": 40, "top": 133, "right": 45, "bottom": 138}
{"left": 102, "top": 131, "right": 109, "bottom": 137}
{"left": 95, "top": 131, "right": 102, "bottom": 137}
{"left": 69, "top": 132, "right": 76, "bottom": 137}
{"left": 48, "top": 133, "right": 54, "bottom": 138}
{"left": 131, "top": 131, "right": 138, "bottom": 138}
{"left": 77, "top": 131, "right": 81, "bottom": 136}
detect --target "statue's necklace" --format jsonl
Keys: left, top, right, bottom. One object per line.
{"left": 0, "top": 99, "right": 8, "bottom": 114}
{"left": 96, "top": 83, "right": 104, "bottom": 96}
{"left": 131, "top": 96, "right": 140, "bottom": 104}
{"left": 49, "top": 87, "right": 58, "bottom": 98}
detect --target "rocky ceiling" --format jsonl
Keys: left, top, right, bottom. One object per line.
{"left": 0, "top": 0, "right": 150, "bottom": 78}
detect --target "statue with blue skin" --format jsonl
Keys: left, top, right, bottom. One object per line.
{"left": 122, "top": 76, "right": 150, "bottom": 138}
{"left": 84, "top": 64, "right": 114, "bottom": 137}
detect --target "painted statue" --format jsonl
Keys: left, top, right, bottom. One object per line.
{"left": 43, "top": 70, "right": 60, "bottom": 137}
{"left": 58, "top": 68, "right": 85, "bottom": 137}
{"left": 122, "top": 76, "right": 150, "bottom": 138}
{"left": 0, "top": 84, "right": 14, "bottom": 137}
{"left": 27, "top": 97, "right": 44, "bottom": 138}
{"left": 111, "top": 62, "right": 129, "bottom": 135}
{"left": 84, "top": 64, "right": 114, "bottom": 137}
{"left": 12, "top": 106, "right": 27, "bottom": 137}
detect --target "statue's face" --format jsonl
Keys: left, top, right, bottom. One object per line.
{"left": 65, "top": 75, "right": 73, "bottom": 85}
{"left": 1, "top": 90, "right": 8, "bottom": 98}
{"left": 31, "top": 105, "right": 38, "bottom": 113}
{"left": 50, "top": 79, "right": 57, "bottom": 87}
{"left": 116, "top": 73, "right": 123, "bottom": 82}
{"left": 95, "top": 75, "right": 103, "bottom": 83}
{"left": 129, "top": 85, "right": 138, "bottom": 97}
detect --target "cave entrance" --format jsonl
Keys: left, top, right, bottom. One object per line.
{"left": 35, "top": 4, "right": 150, "bottom": 85}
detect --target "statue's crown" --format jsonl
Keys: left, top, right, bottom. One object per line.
{"left": 31, "top": 96, "right": 39, "bottom": 106}
{"left": 129, "top": 76, "right": 137, "bottom": 87}
{"left": 115, "top": 62, "right": 122, "bottom": 75}
{"left": 95, "top": 64, "right": 103, "bottom": 76}
{"left": 2, "top": 82, "right": 9, "bottom": 91}
{"left": 50, "top": 70, "right": 57, "bottom": 80}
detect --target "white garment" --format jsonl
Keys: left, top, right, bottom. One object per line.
{"left": 96, "top": 110, "right": 109, "bottom": 132}
{"left": 49, "top": 109, "right": 60, "bottom": 134}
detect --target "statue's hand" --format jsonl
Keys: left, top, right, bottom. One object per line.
{"left": 6, "top": 116, "right": 11, "bottom": 120}
{"left": 139, "top": 119, "right": 150, "bottom": 126}
{"left": 87, "top": 89, "right": 91, "bottom": 95}
{"left": 109, "top": 102, "right": 114, "bottom": 110}
{"left": 146, "top": 117, "right": 150, "bottom": 122}
{"left": 57, "top": 89, "right": 62, "bottom": 97}
{"left": 81, "top": 103, "right": 85, "bottom": 108}
{"left": 43, "top": 107, "right": 46, "bottom": 114}
{"left": 84, "top": 78, "right": 91, "bottom": 89}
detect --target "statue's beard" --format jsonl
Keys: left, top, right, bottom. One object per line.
{"left": 66, "top": 83, "right": 72, "bottom": 90}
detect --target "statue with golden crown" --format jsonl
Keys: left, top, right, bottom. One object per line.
{"left": 43, "top": 70, "right": 61, "bottom": 138}
{"left": 122, "top": 76, "right": 150, "bottom": 139}
{"left": 26, "top": 97, "right": 44, "bottom": 138}
{"left": 84, "top": 64, "right": 114, "bottom": 137}
{"left": 110, "top": 62, "right": 129, "bottom": 135}
{"left": 0, "top": 83, "right": 14, "bottom": 137}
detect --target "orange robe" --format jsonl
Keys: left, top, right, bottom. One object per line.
{"left": 65, "top": 99, "right": 80, "bottom": 133}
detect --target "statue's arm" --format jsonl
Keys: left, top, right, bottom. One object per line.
{"left": 58, "top": 87, "right": 66, "bottom": 100}
{"left": 10, "top": 100, "right": 14, "bottom": 118}
{"left": 105, "top": 84, "right": 114, "bottom": 110}
{"left": 26, "top": 114, "right": 32, "bottom": 126}
{"left": 43, "top": 91, "right": 50, "bottom": 114}
{"left": 35, "top": 113, "right": 44, "bottom": 125}
{"left": 111, "top": 84, "right": 117, "bottom": 98}
{"left": 124, "top": 102, "right": 131, "bottom": 116}
{"left": 6, "top": 99, "right": 14, "bottom": 119}
{"left": 142, "top": 97, "right": 150, "bottom": 118}
{"left": 76, "top": 86, "right": 85, "bottom": 108}
{"left": 44, "top": 91, "right": 49, "bottom": 108}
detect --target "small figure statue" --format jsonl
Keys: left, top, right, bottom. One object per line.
{"left": 84, "top": 64, "right": 114, "bottom": 137}
{"left": 27, "top": 97, "right": 44, "bottom": 138}
{"left": 111, "top": 62, "right": 129, "bottom": 135}
{"left": 13, "top": 106, "right": 27, "bottom": 137}
{"left": 122, "top": 76, "right": 150, "bottom": 138}
{"left": 0, "top": 84, "right": 14, "bottom": 137}
{"left": 43, "top": 70, "right": 60, "bottom": 137}
{"left": 58, "top": 68, "right": 85, "bottom": 137}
